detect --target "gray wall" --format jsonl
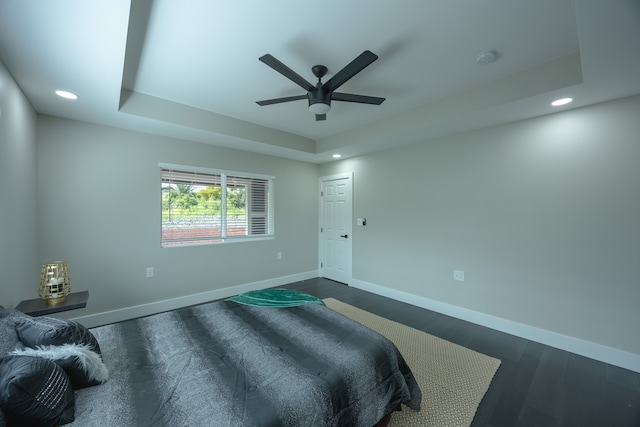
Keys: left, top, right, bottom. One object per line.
{"left": 320, "top": 95, "right": 640, "bottom": 356}
{"left": 0, "top": 60, "right": 38, "bottom": 307}
{"left": 36, "top": 116, "right": 319, "bottom": 316}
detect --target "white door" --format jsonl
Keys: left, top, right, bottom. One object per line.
{"left": 320, "top": 173, "right": 352, "bottom": 284}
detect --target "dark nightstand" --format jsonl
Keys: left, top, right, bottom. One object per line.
{"left": 15, "top": 291, "right": 89, "bottom": 317}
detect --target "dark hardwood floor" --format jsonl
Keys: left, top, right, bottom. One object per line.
{"left": 281, "top": 278, "right": 640, "bottom": 427}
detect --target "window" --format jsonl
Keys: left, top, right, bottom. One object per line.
{"left": 160, "top": 163, "right": 274, "bottom": 247}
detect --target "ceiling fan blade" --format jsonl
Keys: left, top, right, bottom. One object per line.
{"left": 315, "top": 114, "right": 327, "bottom": 121}
{"left": 259, "top": 54, "right": 315, "bottom": 92}
{"left": 322, "top": 50, "right": 378, "bottom": 93}
{"left": 332, "top": 92, "right": 385, "bottom": 105}
{"left": 256, "top": 94, "right": 307, "bottom": 106}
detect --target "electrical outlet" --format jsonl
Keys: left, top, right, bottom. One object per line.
{"left": 277, "top": 252, "right": 282, "bottom": 260}
{"left": 146, "top": 267, "right": 154, "bottom": 278}
{"left": 453, "top": 270, "right": 464, "bottom": 282}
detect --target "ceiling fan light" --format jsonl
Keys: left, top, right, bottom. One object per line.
{"left": 309, "top": 102, "right": 331, "bottom": 115}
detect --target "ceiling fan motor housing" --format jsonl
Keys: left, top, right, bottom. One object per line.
{"left": 308, "top": 86, "right": 332, "bottom": 110}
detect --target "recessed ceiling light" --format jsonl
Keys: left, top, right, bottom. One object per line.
{"left": 55, "top": 90, "right": 78, "bottom": 100}
{"left": 551, "top": 97, "right": 572, "bottom": 106}
{"left": 332, "top": 154, "right": 341, "bottom": 159}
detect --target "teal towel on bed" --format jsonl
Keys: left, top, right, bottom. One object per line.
{"left": 226, "top": 289, "right": 325, "bottom": 307}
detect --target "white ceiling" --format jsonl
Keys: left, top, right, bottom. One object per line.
{"left": 1, "top": 1, "right": 639, "bottom": 163}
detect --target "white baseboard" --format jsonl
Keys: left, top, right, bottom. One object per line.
{"left": 350, "top": 279, "right": 640, "bottom": 373}
{"left": 72, "top": 270, "right": 318, "bottom": 328}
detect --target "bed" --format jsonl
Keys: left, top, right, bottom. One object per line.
{"left": 0, "top": 291, "right": 421, "bottom": 426}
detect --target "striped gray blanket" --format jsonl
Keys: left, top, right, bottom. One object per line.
{"left": 70, "top": 299, "right": 421, "bottom": 426}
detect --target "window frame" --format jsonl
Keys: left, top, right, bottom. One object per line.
{"left": 160, "top": 162, "right": 275, "bottom": 247}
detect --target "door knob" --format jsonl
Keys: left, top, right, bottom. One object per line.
{"left": 340, "top": 234, "right": 348, "bottom": 238}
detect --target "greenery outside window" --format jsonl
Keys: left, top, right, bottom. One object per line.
{"left": 160, "top": 163, "right": 274, "bottom": 247}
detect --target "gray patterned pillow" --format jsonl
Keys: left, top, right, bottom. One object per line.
{"left": 0, "top": 355, "right": 75, "bottom": 426}
{"left": 0, "top": 309, "right": 29, "bottom": 356}
{"left": 11, "top": 344, "right": 108, "bottom": 389}
{"left": 15, "top": 317, "right": 101, "bottom": 356}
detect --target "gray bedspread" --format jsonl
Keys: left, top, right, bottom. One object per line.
{"left": 70, "top": 300, "right": 421, "bottom": 426}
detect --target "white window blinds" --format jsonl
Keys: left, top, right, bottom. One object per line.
{"left": 160, "top": 164, "right": 274, "bottom": 246}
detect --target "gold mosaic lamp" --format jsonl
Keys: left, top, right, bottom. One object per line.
{"left": 38, "top": 261, "right": 72, "bottom": 305}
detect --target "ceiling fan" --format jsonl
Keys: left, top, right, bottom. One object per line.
{"left": 256, "top": 50, "right": 385, "bottom": 121}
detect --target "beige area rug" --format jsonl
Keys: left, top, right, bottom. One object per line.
{"left": 324, "top": 298, "right": 501, "bottom": 427}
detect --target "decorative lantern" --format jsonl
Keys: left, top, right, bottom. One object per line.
{"left": 38, "top": 261, "right": 72, "bottom": 305}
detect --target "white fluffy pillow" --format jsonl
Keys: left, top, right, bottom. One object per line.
{"left": 12, "top": 343, "right": 108, "bottom": 389}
